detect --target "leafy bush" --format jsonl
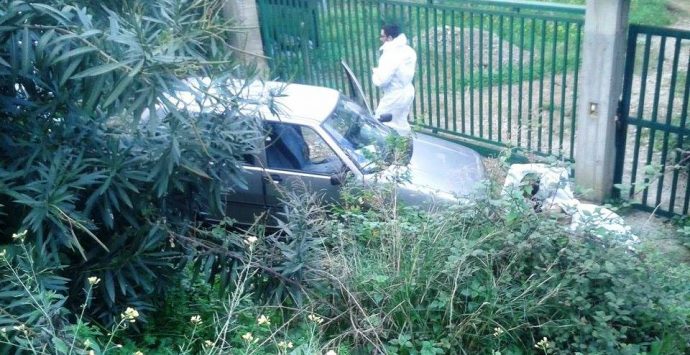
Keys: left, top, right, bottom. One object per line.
{"left": 326, "top": 182, "right": 690, "bottom": 354}
{"left": 0, "top": 0, "right": 264, "bottom": 330}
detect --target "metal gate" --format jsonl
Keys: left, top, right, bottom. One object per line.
{"left": 256, "top": 0, "right": 584, "bottom": 160}
{"left": 615, "top": 25, "right": 690, "bottom": 217}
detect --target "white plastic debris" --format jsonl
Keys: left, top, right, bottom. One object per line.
{"left": 502, "top": 164, "right": 639, "bottom": 246}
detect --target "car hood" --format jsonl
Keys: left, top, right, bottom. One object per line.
{"left": 368, "top": 133, "right": 486, "bottom": 204}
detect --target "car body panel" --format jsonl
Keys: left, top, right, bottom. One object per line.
{"left": 172, "top": 77, "right": 486, "bottom": 226}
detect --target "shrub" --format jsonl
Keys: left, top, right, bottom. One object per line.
{"left": 327, "top": 183, "right": 690, "bottom": 354}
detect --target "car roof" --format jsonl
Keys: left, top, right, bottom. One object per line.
{"left": 173, "top": 78, "right": 341, "bottom": 126}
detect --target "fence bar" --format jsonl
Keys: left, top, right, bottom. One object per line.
{"left": 671, "top": 53, "right": 690, "bottom": 214}
{"left": 442, "top": 10, "right": 449, "bottom": 130}
{"left": 451, "top": 12, "right": 457, "bottom": 132}
{"left": 460, "top": 13, "right": 466, "bottom": 134}
{"left": 629, "top": 35, "right": 652, "bottom": 198}
{"left": 569, "top": 22, "right": 581, "bottom": 160}
{"left": 488, "top": 14, "right": 494, "bottom": 140}
{"left": 434, "top": 7, "right": 441, "bottom": 129}
{"left": 508, "top": 15, "right": 514, "bottom": 142}
{"left": 527, "top": 17, "right": 535, "bottom": 150}
{"left": 559, "top": 22, "right": 570, "bottom": 157}
{"left": 548, "top": 21, "right": 558, "bottom": 154}
{"left": 538, "top": 19, "right": 546, "bottom": 153}
{"left": 641, "top": 36, "right": 666, "bottom": 205}
{"left": 498, "top": 15, "right": 504, "bottom": 142}
{"left": 469, "top": 13, "right": 475, "bottom": 135}
{"left": 656, "top": 38, "right": 681, "bottom": 210}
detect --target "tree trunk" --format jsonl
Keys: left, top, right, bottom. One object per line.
{"left": 223, "top": 0, "right": 269, "bottom": 73}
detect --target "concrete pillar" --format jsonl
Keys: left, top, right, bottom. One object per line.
{"left": 574, "top": 0, "right": 630, "bottom": 202}
{"left": 223, "top": 0, "right": 269, "bottom": 73}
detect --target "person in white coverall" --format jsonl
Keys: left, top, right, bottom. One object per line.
{"left": 372, "top": 24, "right": 417, "bottom": 136}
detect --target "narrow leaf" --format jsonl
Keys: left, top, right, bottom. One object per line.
{"left": 103, "top": 75, "right": 133, "bottom": 108}
{"left": 71, "top": 62, "right": 127, "bottom": 79}
{"left": 50, "top": 47, "right": 96, "bottom": 65}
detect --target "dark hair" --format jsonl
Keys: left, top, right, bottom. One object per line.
{"left": 381, "top": 24, "right": 401, "bottom": 39}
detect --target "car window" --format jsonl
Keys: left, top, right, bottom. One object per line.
{"left": 265, "top": 122, "right": 343, "bottom": 175}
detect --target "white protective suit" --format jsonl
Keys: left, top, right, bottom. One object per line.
{"left": 372, "top": 33, "right": 417, "bottom": 136}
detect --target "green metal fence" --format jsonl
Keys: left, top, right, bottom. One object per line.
{"left": 615, "top": 25, "right": 690, "bottom": 217}
{"left": 257, "top": 0, "right": 585, "bottom": 160}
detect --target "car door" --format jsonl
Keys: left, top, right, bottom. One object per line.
{"left": 224, "top": 153, "right": 269, "bottom": 226}
{"left": 341, "top": 60, "right": 373, "bottom": 116}
{"left": 263, "top": 121, "right": 345, "bottom": 221}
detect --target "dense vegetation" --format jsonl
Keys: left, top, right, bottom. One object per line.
{"left": 1, "top": 0, "right": 689, "bottom": 354}
{"left": 0, "top": 0, "right": 266, "bottom": 350}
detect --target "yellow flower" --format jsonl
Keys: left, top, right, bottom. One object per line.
{"left": 121, "top": 307, "right": 140, "bottom": 323}
{"left": 87, "top": 276, "right": 101, "bottom": 286}
{"left": 241, "top": 332, "right": 254, "bottom": 342}
{"left": 307, "top": 314, "right": 324, "bottom": 324}
{"left": 190, "top": 315, "right": 202, "bottom": 325}
{"left": 257, "top": 314, "right": 271, "bottom": 326}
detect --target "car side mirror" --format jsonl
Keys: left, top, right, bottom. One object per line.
{"left": 378, "top": 113, "right": 393, "bottom": 123}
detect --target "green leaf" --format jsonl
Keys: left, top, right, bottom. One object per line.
{"left": 52, "top": 336, "right": 68, "bottom": 354}
{"left": 59, "top": 57, "right": 83, "bottom": 86}
{"left": 50, "top": 47, "right": 97, "bottom": 65}
{"left": 21, "top": 26, "right": 30, "bottom": 74}
{"left": 71, "top": 61, "right": 127, "bottom": 79}
{"left": 103, "top": 75, "right": 133, "bottom": 108}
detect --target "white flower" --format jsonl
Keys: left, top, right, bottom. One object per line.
{"left": 87, "top": 276, "right": 101, "bottom": 286}
{"left": 0, "top": 249, "right": 6, "bottom": 258}
{"left": 307, "top": 314, "right": 324, "bottom": 324}
{"left": 121, "top": 307, "right": 140, "bottom": 322}
{"left": 190, "top": 315, "right": 202, "bottom": 325}
{"left": 83, "top": 339, "right": 91, "bottom": 348}
{"left": 241, "top": 332, "right": 254, "bottom": 342}
{"left": 11, "top": 230, "right": 27, "bottom": 241}
{"left": 493, "top": 327, "right": 504, "bottom": 337}
{"left": 257, "top": 314, "right": 271, "bottom": 326}
{"left": 87, "top": 350, "right": 95, "bottom": 355}
{"left": 325, "top": 350, "right": 337, "bottom": 355}
{"left": 133, "top": 351, "right": 144, "bottom": 355}
{"left": 534, "top": 337, "right": 550, "bottom": 350}
{"left": 244, "top": 236, "right": 258, "bottom": 246}
{"left": 278, "top": 340, "right": 294, "bottom": 349}
{"left": 203, "top": 340, "right": 214, "bottom": 347}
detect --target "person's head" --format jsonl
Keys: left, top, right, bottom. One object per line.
{"left": 379, "top": 24, "right": 401, "bottom": 44}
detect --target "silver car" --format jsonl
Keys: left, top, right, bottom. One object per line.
{"left": 211, "top": 78, "right": 487, "bottom": 225}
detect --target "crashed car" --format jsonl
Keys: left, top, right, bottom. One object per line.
{"left": 167, "top": 76, "right": 487, "bottom": 225}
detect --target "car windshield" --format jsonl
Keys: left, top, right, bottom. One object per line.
{"left": 322, "top": 97, "right": 402, "bottom": 174}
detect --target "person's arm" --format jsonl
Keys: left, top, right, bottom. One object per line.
{"left": 372, "top": 52, "right": 397, "bottom": 87}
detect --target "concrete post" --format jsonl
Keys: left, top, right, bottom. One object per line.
{"left": 223, "top": 0, "right": 269, "bottom": 73}
{"left": 574, "top": 0, "right": 630, "bottom": 202}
